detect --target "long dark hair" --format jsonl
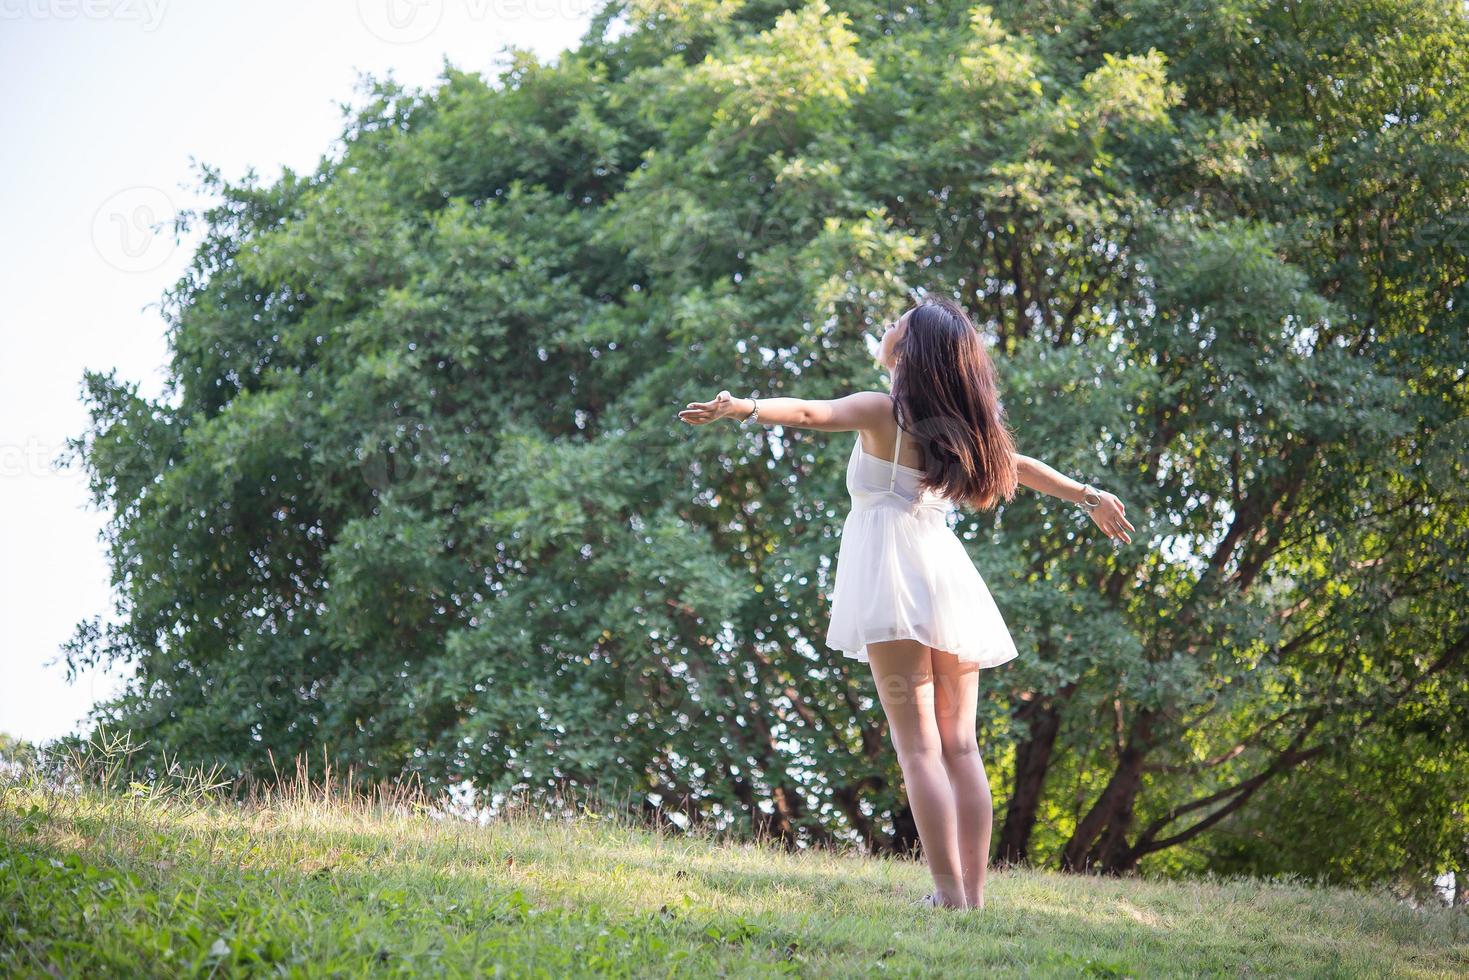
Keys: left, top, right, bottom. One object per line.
{"left": 890, "top": 296, "right": 1020, "bottom": 511}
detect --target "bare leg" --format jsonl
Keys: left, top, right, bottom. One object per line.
{"left": 930, "top": 645, "right": 992, "bottom": 909}
{"left": 866, "top": 638, "right": 967, "bottom": 908}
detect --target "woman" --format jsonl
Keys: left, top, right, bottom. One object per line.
{"left": 677, "top": 296, "right": 1134, "bottom": 910}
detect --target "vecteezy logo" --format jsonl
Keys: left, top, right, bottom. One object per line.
{"left": 618, "top": 640, "right": 702, "bottom": 735}
{"left": 0, "top": 0, "right": 169, "bottom": 31}
{"left": 357, "top": 0, "right": 444, "bottom": 44}
{"left": 357, "top": 413, "right": 444, "bottom": 502}
{"left": 1411, "top": 214, "right": 1469, "bottom": 252}
{"left": 1423, "top": 415, "right": 1469, "bottom": 500}
{"left": 91, "top": 186, "right": 178, "bottom": 273}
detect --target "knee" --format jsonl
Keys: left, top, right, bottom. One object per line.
{"left": 894, "top": 736, "right": 946, "bottom": 766}
{"left": 939, "top": 737, "right": 981, "bottom": 764}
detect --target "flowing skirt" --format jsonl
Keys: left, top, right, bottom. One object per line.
{"left": 824, "top": 505, "right": 1019, "bottom": 668}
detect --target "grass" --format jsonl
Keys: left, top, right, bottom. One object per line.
{"left": 1, "top": 740, "right": 1465, "bottom": 978}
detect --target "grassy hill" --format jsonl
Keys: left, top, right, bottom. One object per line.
{"left": 1, "top": 753, "right": 1465, "bottom": 978}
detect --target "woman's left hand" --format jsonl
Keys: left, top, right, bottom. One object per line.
{"left": 1087, "top": 491, "right": 1135, "bottom": 545}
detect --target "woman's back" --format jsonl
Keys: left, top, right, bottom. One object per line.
{"left": 826, "top": 413, "right": 1017, "bottom": 669}
{"left": 845, "top": 423, "right": 955, "bottom": 518}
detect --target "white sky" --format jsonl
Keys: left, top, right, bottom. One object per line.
{"left": 0, "top": 0, "right": 598, "bottom": 745}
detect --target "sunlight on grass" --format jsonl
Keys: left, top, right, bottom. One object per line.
{"left": 1, "top": 735, "right": 1465, "bottom": 977}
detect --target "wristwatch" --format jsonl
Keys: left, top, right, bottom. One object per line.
{"left": 738, "top": 393, "right": 760, "bottom": 426}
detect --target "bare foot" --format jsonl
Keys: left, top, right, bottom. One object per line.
{"left": 916, "top": 892, "right": 968, "bottom": 909}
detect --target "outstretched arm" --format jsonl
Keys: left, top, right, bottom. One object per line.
{"left": 1015, "top": 453, "right": 1135, "bottom": 545}
{"left": 678, "top": 389, "right": 892, "bottom": 433}
{"left": 1013, "top": 453, "right": 1089, "bottom": 503}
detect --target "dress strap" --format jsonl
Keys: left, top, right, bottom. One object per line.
{"left": 888, "top": 424, "right": 902, "bottom": 492}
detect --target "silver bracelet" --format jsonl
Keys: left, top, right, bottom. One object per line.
{"left": 739, "top": 393, "right": 760, "bottom": 426}
{"left": 1078, "top": 484, "right": 1103, "bottom": 510}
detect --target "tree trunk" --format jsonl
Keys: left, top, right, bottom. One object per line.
{"left": 1088, "top": 779, "right": 1146, "bottom": 874}
{"left": 994, "top": 688, "right": 1071, "bottom": 867}
{"left": 1061, "top": 707, "right": 1156, "bottom": 872}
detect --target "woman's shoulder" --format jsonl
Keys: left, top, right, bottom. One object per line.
{"left": 859, "top": 389, "right": 898, "bottom": 414}
{"left": 811, "top": 390, "right": 897, "bottom": 433}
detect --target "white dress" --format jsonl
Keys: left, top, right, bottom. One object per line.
{"left": 824, "top": 423, "right": 1019, "bottom": 668}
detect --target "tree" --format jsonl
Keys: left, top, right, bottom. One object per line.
{"left": 65, "top": 0, "right": 1468, "bottom": 889}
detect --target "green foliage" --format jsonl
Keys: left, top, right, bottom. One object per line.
{"left": 64, "top": 0, "right": 1469, "bottom": 893}
{"left": 0, "top": 734, "right": 37, "bottom": 769}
